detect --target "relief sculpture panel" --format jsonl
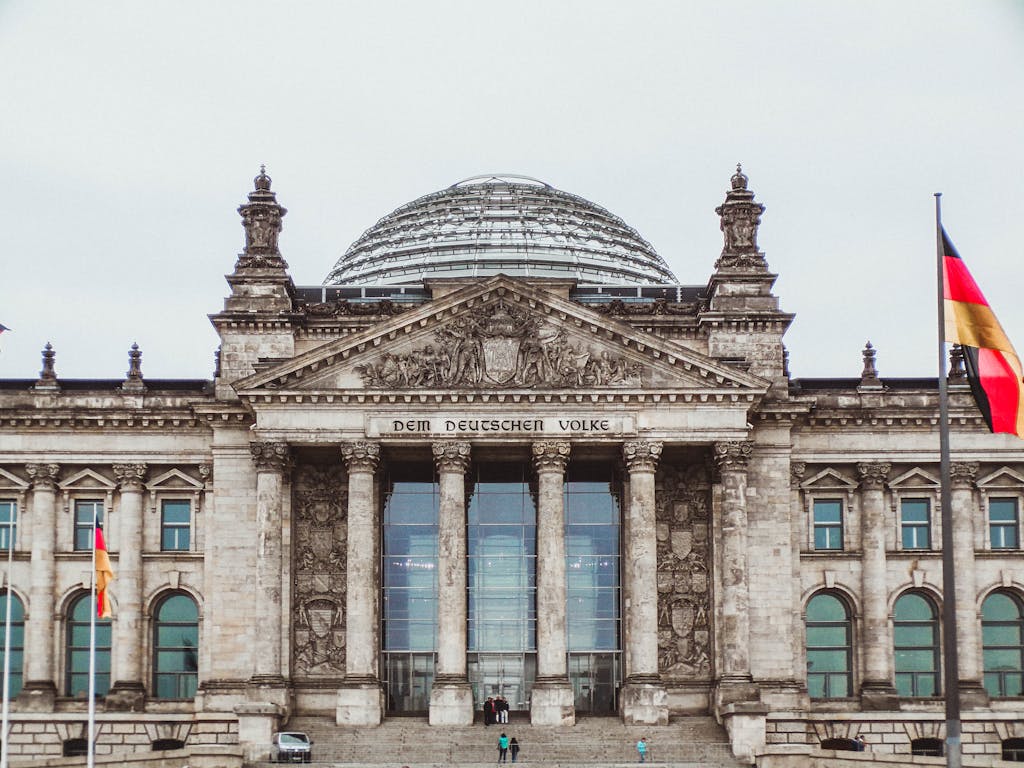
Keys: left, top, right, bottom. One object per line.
{"left": 292, "top": 462, "right": 348, "bottom": 677}
{"left": 656, "top": 463, "right": 712, "bottom": 679}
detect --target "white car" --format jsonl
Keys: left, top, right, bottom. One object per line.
{"left": 271, "top": 732, "right": 313, "bottom": 763}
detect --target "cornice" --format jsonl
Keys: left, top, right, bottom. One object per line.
{"left": 0, "top": 410, "right": 208, "bottom": 431}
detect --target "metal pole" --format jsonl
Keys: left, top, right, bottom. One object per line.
{"left": 87, "top": 511, "right": 97, "bottom": 768}
{"left": 0, "top": 518, "right": 14, "bottom": 768}
{"left": 935, "top": 193, "right": 961, "bottom": 768}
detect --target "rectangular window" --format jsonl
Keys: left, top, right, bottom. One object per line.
{"left": 160, "top": 500, "right": 191, "bottom": 552}
{"left": 990, "top": 499, "right": 1020, "bottom": 549}
{"left": 813, "top": 499, "right": 843, "bottom": 550}
{"left": 73, "top": 500, "right": 104, "bottom": 551}
{"left": 0, "top": 500, "right": 15, "bottom": 550}
{"left": 901, "top": 498, "right": 931, "bottom": 550}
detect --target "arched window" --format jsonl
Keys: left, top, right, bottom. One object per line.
{"left": 153, "top": 593, "right": 199, "bottom": 699}
{"left": 982, "top": 592, "right": 1024, "bottom": 697}
{"left": 893, "top": 592, "right": 940, "bottom": 697}
{"left": 0, "top": 590, "right": 25, "bottom": 697}
{"left": 806, "top": 593, "right": 852, "bottom": 698}
{"left": 66, "top": 593, "right": 111, "bottom": 697}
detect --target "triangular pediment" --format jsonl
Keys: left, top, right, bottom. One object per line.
{"left": 236, "top": 276, "right": 769, "bottom": 399}
{"left": 59, "top": 468, "right": 116, "bottom": 491}
{"left": 0, "top": 469, "right": 29, "bottom": 491}
{"left": 889, "top": 467, "right": 939, "bottom": 488}
{"left": 977, "top": 467, "right": 1024, "bottom": 489}
{"left": 800, "top": 468, "right": 857, "bottom": 491}
{"left": 146, "top": 469, "right": 206, "bottom": 492}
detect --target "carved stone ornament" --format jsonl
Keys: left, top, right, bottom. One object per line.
{"left": 235, "top": 166, "right": 289, "bottom": 271}
{"left": 592, "top": 298, "right": 695, "bottom": 317}
{"left": 291, "top": 463, "right": 347, "bottom": 677}
{"left": 656, "top": 463, "right": 712, "bottom": 679}
{"left": 950, "top": 461, "right": 979, "bottom": 489}
{"left": 25, "top": 463, "right": 60, "bottom": 490}
{"left": 112, "top": 463, "right": 148, "bottom": 491}
{"left": 713, "top": 441, "right": 752, "bottom": 471}
{"left": 532, "top": 441, "right": 571, "bottom": 472}
{"left": 340, "top": 441, "right": 381, "bottom": 472}
{"left": 790, "top": 460, "right": 807, "bottom": 489}
{"left": 714, "top": 164, "right": 767, "bottom": 271}
{"left": 623, "top": 440, "right": 663, "bottom": 472}
{"left": 250, "top": 442, "right": 293, "bottom": 473}
{"left": 302, "top": 298, "right": 408, "bottom": 318}
{"left": 432, "top": 441, "right": 471, "bottom": 473}
{"left": 857, "top": 462, "right": 891, "bottom": 490}
{"left": 356, "top": 296, "right": 644, "bottom": 389}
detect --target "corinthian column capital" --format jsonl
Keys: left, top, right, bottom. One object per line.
{"left": 950, "top": 461, "right": 979, "bottom": 489}
{"left": 857, "top": 462, "right": 891, "bottom": 490}
{"left": 341, "top": 441, "right": 381, "bottom": 472}
{"left": 112, "top": 463, "right": 148, "bottom": 491}
{"left": 713, "top": 441, "right": 752, "bottom": 471}
{"left": 432, "top": 441, "right": 471, "bottom": 474}
{"left": 623, "top": 440, "right": 663, "bottom": 473}
{"left": 250, "top": 441, "right": 293, "bottom": 473}
{"left": 533, "top": 441, "right": 570, "bottom": 473}
{"left": 25, "top": 463, "right": 60, "bottom": 490}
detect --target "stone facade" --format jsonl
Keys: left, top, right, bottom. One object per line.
{"left": 0, "top": 168, "right": 1022, "bottom": 764}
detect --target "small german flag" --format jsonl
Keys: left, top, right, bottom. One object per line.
{"left": 943, "top": 229, "right": 1024, "bottom": 438}
{"left": 95, "top": 526, "right": 114, "bottom": 619}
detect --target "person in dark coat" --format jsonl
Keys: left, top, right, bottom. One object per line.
{"left": 510, "top": 737, "right": 520, "bottom": 763}
{"left": 483, "top": 697, "right": 495, "bottom": 726}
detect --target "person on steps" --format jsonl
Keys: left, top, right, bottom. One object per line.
{"left": 509, "top": 737, "right": 520, "bottom": 763}
{"left": 498, "top": 733, "right": 510, "bottom": 763}
{"left": 637, "top": 737, "right": 648, "bottom": 763}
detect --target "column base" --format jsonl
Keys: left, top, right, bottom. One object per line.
{"left": 620, "top": 677, "right": 668, "bottom": 725}
{"left": 860, "top": 680, "right": 899, "bottom": 710}
{"left": 16, "top": 680, "right": 56, "bottom": 711}
{"left": 720, "top": 701, "right": 768, "bottom": 764}
{"left": 958, "top": 679, "right": 990, "bottom": 709}
{"left": 428, "top": 678, "right": 475, "bottom": 726}
{"left": 235, "top": 702, "right": 285, "bottom": 763}
{"left": 715, "top": 674, "right": 758, "bottom": 709}
{"left": 336, "top": 678, "right": 384, "bottom": 725}
{"left": 106, "top": 680, "right": 146, "bottom": 712}
{"left": 530, "top": 678, "right": 575, "bottom": 726}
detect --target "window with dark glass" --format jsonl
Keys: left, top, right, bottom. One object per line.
{"left": 990, "top": 499, "right": 1020, "bottom": 549}
{"left": 900, "top": 498, "right": 931, "bottom": 550}
{"left": 0, "top": 500, "right": 15, "bottom": 550}
{"left": 0, "top": 590, "right": 24, "bottom": 697}
{"left": 160, "top": 500, "right": 191, "bottom": 551}
{"left": 153, "top": 593, "right": 199, "bottom": 699}
{"left": 66, "top": 593, "right": 111, "bottom": 697}
{"left": 73, "top": 500, "right": 103, "bottom": 551}
{"left": 893, "top": 592, "right": 940, "bottom": 696}
{"left": 911, "top": 738, "right": 943, "bottom": 756}
{"left": 812, "top": 500, "right": 843, "bottom": 550}
{"left": 806, "top": 593, "right": 852, "bottom": 698}
{"left": 1003, "top": 737, "right": 1024, "bottom": 762}
{"left": 982, "top": 591, "right": 1024, "bottom": 697}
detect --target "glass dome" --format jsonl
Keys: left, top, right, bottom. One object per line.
{"left": 325, "top": 175, "right": 678, "bottom": 286}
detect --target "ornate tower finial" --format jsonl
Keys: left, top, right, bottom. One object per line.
{"left": 859, "top": 341, "right": 883, "bottom": 389}
{"left": 235, "top": 165, "right": 288, "bottom": 271}
{"left": 948, "top": 343, "right": 967, "bottom": 381}
{"left": 123, "top": 342, "right": 146, "bottom": 392}
{"left": 714, "top": 163, "right": 766, "bottom": 270}
{"left": 35, "top": 341, "right": 59, "bottom": 390}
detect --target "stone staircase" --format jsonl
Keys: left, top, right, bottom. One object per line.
{"left": 250, "top": 715, "right": 749, "bottom": 767}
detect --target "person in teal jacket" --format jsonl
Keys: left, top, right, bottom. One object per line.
{"left": 498, "top": 733, "right": 510, "bottom": 763}
{"left": 636, "top": 737, "right": 648, "bottom": 763}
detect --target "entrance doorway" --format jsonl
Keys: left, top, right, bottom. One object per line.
{"left": 569, "top": 652, "right": 620, "bottom": 714}
{"left": 469, "top": 653, "right": 536, "bottom": 712}
{"left": 383, "top": 652, "right": 435, "bottom": 713}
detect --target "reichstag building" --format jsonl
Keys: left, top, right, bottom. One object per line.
{"left": 0, "top": 168, "right": 1022, "bottom": 763}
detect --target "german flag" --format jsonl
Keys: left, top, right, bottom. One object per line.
{"left": 943, "top": 229, "right": 1024, "bottom": 437}
{"left": 95, "top": 526, "right": 114, "bottom": 619}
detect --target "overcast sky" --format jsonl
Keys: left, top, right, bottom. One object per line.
{"left": 2, "top": 1, "right": 1022, "bottom": 381}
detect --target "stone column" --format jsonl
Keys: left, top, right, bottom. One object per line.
{"left": 950, "top": 462, "right": 988, "bottom": 706}
{"left": 108, "top": 462, "right": 148, "bottom": 710}
{"left": 621, "top": 440, "right": 667, "bottom": 725}
{"left": 714, "top": 441, "right": 756, "bottom": 702}
{"left": 250, "top": 442, "right": 291, "bottom": 688}
{"left": 531, "top": 440, "right": 575, "bottom": 726}
{"left": 857, "top": 461, "right": 897, "bottom": 708}
{"left": 337, "top": 440, "right": 384, "bottom": 725}
{"left": 429, "top": 440, "right": 474, "bottom": 725}
{"left": 19, "top": 463, "right": 60, "bottom": 710}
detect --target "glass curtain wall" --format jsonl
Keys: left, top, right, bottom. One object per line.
{"left": 565, "top": 463, "right": 621, "bottom": 713}
{"left": 382, "top": 464, "right": 439, "bottom": 713}
{"left": 468, "top": 463, "right": 537, "bottom": 711}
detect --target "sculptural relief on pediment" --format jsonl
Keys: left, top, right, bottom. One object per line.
{"left": 355, "top": 297, "right": 643, "bottom": 389}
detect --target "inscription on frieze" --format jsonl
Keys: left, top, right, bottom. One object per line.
{"left": 656, "top": 463, "right": 712, "bottom": 679}
{"left": 366, "top": 414, "right": 636, "bottom": 437}
{"left": 292, "top": 463, "right": 347, "bottom": 677}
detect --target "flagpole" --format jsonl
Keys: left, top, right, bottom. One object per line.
{"left": 0, "top": 516, "right": 14, "bottom": 768}
{"left": 935, "top": 193, "right": 961, "bottom": 768}
{"left": 87, "top": 511, "right": 98, "bottom": 768}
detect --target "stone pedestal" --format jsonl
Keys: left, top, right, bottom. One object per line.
{"left": 620, "top": 679, "right": 669, "bottom": 725}
{"left": 428, "top": 679, "right": 475, "bottom": 726}
{"left": 530, "top": 679, "right": 576, "bottom": 726}
{"left": 236, "top": 702, "right": 284, "bottom": 763}
{"left": 105, "top": 680, "right": 146, "bottom": 712}
{"left": 16, "top": 681, "right": 56, "bottom": 711}
{"left": 336, "top": 680, "right": 385, "bottom": 726}
{"left": 720, "top": 701, "right": 768, "bottom": 764}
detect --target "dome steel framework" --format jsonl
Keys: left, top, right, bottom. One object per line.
{"left": 325, "top": 175, "right": 678, "bottom": 286}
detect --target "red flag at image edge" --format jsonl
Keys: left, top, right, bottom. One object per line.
{"left": 942, "top": 229, "right": 1024, "bottom": 438}
{"left": 95, "top": 527, "right": 115, "bottom": 619}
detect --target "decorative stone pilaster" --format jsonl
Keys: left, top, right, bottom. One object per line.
{"left": 429, "top": 441, "right": 474, "bottom": 726}
{"left": 530, "top": 441, "right": 574, "bottom": 726}
{"left": 713, "top": 441, "right": 756, "bottom": 705}
{"left": 19, "top": 463, "right": 60, "bottom": 709}
{"left": 250, "top": 442, "right": 292, "bottom": 696}
{"left": 857, "top": 461, "right": 897, "bottom": 708}
{"left": 621, "top": 440, "right": 667, "bottom": 724}
{"left": 107, "top": 463, "right": 148, "bottom": 711}
{"left": 950, "top": 462, "right": 988, "bottom": 706}
{"left": 337, "top": 441, "right": 384, "bottom": 725}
